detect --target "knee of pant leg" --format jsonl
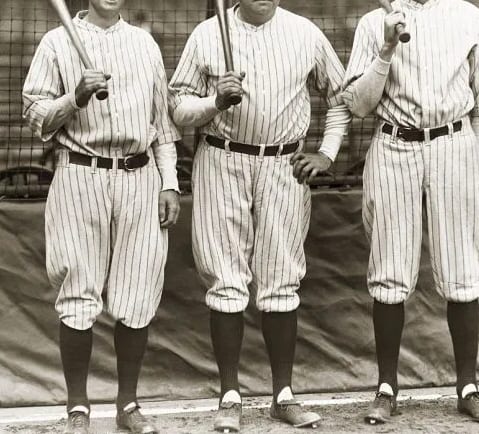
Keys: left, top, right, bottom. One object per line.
{"left": 370, "top": 286, "right": 411, "bottom": 304}
{"left": 438, "top": 283, "right": 479, "bottom": 303}
{"left": 205, "top": 287, "right": 249, "bottom": 313}
{"left": 256, "top": 291, "right": 300, "bottom": 313}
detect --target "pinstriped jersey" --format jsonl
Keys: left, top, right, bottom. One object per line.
{"left": 23, "top": 12, "right": 180, "bottom": 188}
{"left": 169, "top": 6, "right": 346, "bottom": 145}
{"left": 343, "top": 0, "right": 479, "bottom": 129}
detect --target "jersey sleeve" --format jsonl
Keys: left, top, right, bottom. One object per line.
{"left": 22, "top": 33, "right": 78, "bottom": 141}
{"left": 310, "top": 28, "right": 346, "bottom": 109}
{"left": 168, "top": 27, "right": 208, "bottom": 111}
{"left": 151, "top": 46, "right": 181, "bottom": 192}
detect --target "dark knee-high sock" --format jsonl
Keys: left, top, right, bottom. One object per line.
{"left": 262, "top": 310, "right": 297, "bottom": 402}
{"left": 59, "top": 322, "right": 93, "bottom": 412}
{"left": 210, "top": 310, "right": 244, "bottom": 398}
{"left": 373, "top": 300, "right": 404, "bottom": 395}
{"left": 114, "top": 322, "right": 149, "bottom": 410}
{"left": 447, "top": 300, "right": 479, "bottom": 395}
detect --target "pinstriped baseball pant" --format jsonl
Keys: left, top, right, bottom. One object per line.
{"left": 45, "top": 149, "right": 168, "bottom": 330}
{"left": 363, "top": 118, "right": 479, "bottom": 304}
{"left": 192, "top": 140, "right": 311, "bottom": 313}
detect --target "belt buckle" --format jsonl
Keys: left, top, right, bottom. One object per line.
{"left": 123, "top": 155, "right": 135, "bottom": 171}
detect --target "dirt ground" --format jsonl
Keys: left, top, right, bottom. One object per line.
{"left": 2, "top": 397, "right": 479, "bottom": 434}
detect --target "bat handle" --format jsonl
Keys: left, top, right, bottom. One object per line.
{"left": 396, "top": 23, "right": 411, "bottom": 43}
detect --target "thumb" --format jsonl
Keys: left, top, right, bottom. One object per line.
{"left": 240, "top": 72, "right": 246, "bottom": 80}
{"left": 104, "top": 73, "right": 112, "bottom": 81}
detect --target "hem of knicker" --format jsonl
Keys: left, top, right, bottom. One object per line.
{"left": 256, "top": 297, "right": 300, "bottom": 313}
{"left": 369, "top": 288, "right": 410, "bottom": 305}
{"left": 59, "top": 317, "right": 95, "bottom": 331}
{"left": 205, "top": 297, "right": 248, "bottom": 313}
{"left": 437, "top": 283, "right": 479, "bottom": 303}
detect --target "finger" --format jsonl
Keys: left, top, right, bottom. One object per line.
{"left": 218, "top": 78, "right": 244, "bottom": 89}
{"left": 161, "top": 205, "right": 180, "bottom": 228}
{"left": 307, "top": 168, "right": 320, "bottom": 184}
{"left": 290, "top": 152, "right": 305, "bottom": 165}
{"left": 221, "top": 71, "right": 244, "bottom": 81}
{"left": 298, "top": 164, "right": 314, "bottom": 184}
{"left": 218, "top": 84, "right": 244, "bottom": 94}
{"left": 159, "top": 198, "right": 166, "bottom": 223}
{"left": 293, "top": 158, "right": 310, "bottom": 178}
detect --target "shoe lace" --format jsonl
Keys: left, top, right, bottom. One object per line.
{"left": 375, "top": 392, "right": 394, "bottom": 408}
{"left": 278, "top": 400, "right": 302, "bottom": 415}
{"left": 127, "top": 408, "right": 147, "bottom": 425}
{"left": 466, "top": 391, "right": 479, "bottom": 402}
{"left": 70, "top": 412, "right": 88, "bottom": 428}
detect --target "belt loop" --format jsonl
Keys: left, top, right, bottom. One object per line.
{"left": 224, "top": 139, "right": 232, "bottom": 157}
{"left": 298, "top": 138, "right": 305, "bottom": 152}
{"left": 275, "top": 143, "right": 284, "bottom": 160}
{"left": 90, "top": 156, "right": 97, "bottom": 174}
{"left": 447, "top": 122, "right": 454, "bottom": 139}
{"left": 424, "top": 127, "right": 430, "bottom": 143}
{"left": 258, "top": 144, "right": 266, "bottom": 161}
{"left": 392, "top": 125, "right": 399, "bottom": 139}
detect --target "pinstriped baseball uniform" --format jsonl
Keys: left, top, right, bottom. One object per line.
{"left": 343, "top": 0, "right": 479, "bottom": 303}
{"left": 169, "top": 6, "right": 350, "bottom": 313}
{"left": 23, "top": 12, "right": 180, "bottom": 329}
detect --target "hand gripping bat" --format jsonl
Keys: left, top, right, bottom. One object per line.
{"left": 214, "top": 0, "right": 242, "bottom": 105}
{"left": 378, "top": 0, "right": 411, "bottom": 43}
{"left": 48, "top": 0, "right": 109, "bottom": 100}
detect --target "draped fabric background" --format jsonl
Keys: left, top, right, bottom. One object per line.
{"left": 0, "top": 189, "right": 455, "bottom": 407}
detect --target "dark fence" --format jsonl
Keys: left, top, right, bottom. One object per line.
{"left": 1, "top": 0, "right": 477, "bottom": 197}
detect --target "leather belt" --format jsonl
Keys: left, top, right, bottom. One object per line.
{"left": 382, "top": 120, "right": 462, "bottom": 142}
{"left": 205, "top": 135, "right": 299, "bottom": 156}
{"left": 68, "top": 151, "right": 149, "bottom": 171}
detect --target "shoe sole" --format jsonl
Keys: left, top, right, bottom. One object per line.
{"left": 214, "top": 418, "right": 241, "bottom": 432}
{"left": 458, "top": 406, "right": 479, "bottom": 422}
{"left": 116, "top": 422, "right": 158, "bottom": 434}
{"left": 270, "top": 414, "right": 321, "bottom": 428}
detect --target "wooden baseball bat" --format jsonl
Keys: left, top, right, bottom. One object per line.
{"left": 48, "top": 0, "right": 108, "bottom": 100}
{"left": 214, "top": 0, "right": 242, "bottom": 105}
{"left": 378, "top": 0, "right": 411, "bottom": 43}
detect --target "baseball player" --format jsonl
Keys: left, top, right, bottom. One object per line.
{"left": 343, "top": 0, "right": 479, "bottom": 424}
{"left": 169, "top": 0, "right": 350, "bottom": 431}
{"left": 22, "top": 0, "right": 180, "bottom": 433}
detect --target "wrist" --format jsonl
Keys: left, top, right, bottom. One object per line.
{"left": 380, "top": 43, "right": 397, "bottom": 62}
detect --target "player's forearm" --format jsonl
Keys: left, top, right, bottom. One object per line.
{"left": 319, "top": 104, "right": 352, "bottom": 162}
{"left": 343, "top": 54, "right": 392, "bottom": 119}
{"left": 23, "top": 92, "right": 79, "bottom": 141}
{"left": 152, "top": 141, "right": 180, "bottom": 192}
{"left": 172, "top": 95, "right": 220, "bottom": 127}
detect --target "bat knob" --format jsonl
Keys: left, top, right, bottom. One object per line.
{"left": 399, "top": 32, "right": 411, "bottom": 43}
{"left": 228, "top": 94, "right": 242, "bottom": 106}
{"left": 95, "top": 89, "right": 108, "bottom": 101}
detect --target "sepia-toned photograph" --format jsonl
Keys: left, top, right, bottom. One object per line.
{"left": 0, "top": 0, "right": 479, "bottom": 432}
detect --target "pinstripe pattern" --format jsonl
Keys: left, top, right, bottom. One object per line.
{"left": 23, "top": 13, "right": 178, "bottom": 329}
{"left": 23, "top": 11, "right": 180, "bottom": 190}
{"left": 169, "top": 6, "right": 345, "bottom": 145}
{"left": 192, "top": 141, "right": 311, "bottom": 313}
{"left": 46, "top": 150, "right": 167, "bottom": 330}
{"left": 364, "top": 119, "right": 479, "bottom": 303}
{"left": 171, "top": 5, "right": 343, "bottom": 313}
{"left": 346, "top": 0, "right": 479, "bottom": 303}
{"left": 343, "top": 0, "right": 479, "bottom": 129}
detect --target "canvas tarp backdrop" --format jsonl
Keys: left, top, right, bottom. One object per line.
{"left": 0, "top": 189, "right": 456, "bottom": 407}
